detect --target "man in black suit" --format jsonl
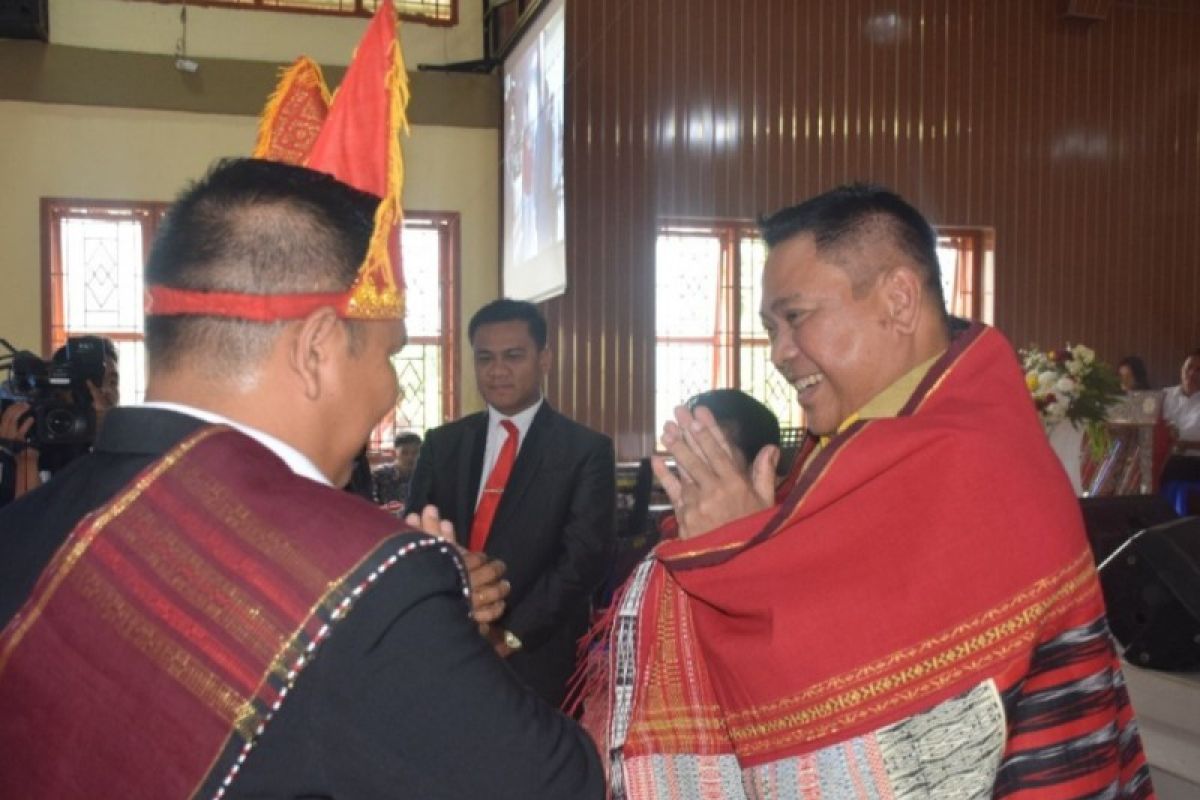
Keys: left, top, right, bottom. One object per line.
{"left": 407, "top": 299, "right": 616, "bottom": 707}
{"left": 0, "top": 159, "right": 602, "bottom": 798}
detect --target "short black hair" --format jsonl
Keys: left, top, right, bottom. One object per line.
{"left": 760, "top": 183, "right": 946, "bottom": 317}
{"left": 468, "top": 298, "right": 548, "bottom": 350}
{"left": 144, "top": 158, "right": 380, "bottom": 374}
{"left": 686, "top": 389, "right": 781, "bottom": 467}
{"left": 394, "top": 432, "right": 422, "bottom": 448}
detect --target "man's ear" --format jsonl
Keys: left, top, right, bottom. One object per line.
{"left": 537, "top": 346, "right": 552, "bottom": 374}
{"left": 289, "top": 306, "right": 343, "bottom": 401}
{"left": 881, "top": 265, "right": 922, "bottom": 335}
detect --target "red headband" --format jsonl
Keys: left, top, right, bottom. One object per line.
{"left": 145, "top": 286, "right": 350, "bottom": 322}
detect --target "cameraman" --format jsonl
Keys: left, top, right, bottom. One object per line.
{"left": 0, "top": 338, "right": 119, "bottom": 507}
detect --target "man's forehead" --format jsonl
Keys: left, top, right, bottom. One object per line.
{"left": 760, "top": 236, "right": 832, "bottom": 308}
{"left": 472, "top": 321, "right": 536, "bottom": 350}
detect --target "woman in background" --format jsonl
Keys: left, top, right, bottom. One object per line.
{"left": 1117, "top": 355, "right": 1151, "bottom": 392}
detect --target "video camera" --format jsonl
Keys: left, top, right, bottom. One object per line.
{"left": 1, "top": 337, "right": 107, "bottom": 448}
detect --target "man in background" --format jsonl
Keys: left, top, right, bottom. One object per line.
{"left": 0, "top": 159, "right": 602, "bottom": 798}
{"left": 407, "top": 298, "right": 615, "bottom": 707}
{"left": 591, "top": 185, "right": 1151, "bottom": 798}
{"left": 1160, "top": 348, "right": 1200, "bottom": 484}
{"left": 375, "top": 431, "right": 422, "bottom": 505}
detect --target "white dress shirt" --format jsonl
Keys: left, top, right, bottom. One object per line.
{"left": 475, "top": 397, "right": 543, "bottom": 510}
{"left": 1163, "top": 386, "right": 1200, "bottom": 450}
{"left": 140, "top": 401, "right": 331, "bottom": 486}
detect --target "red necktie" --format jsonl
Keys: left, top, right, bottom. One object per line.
{"left": 469, "top": 420, "right": 519, "bottom": 552}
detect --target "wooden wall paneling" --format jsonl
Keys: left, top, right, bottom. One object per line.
{"left": 552, "top": 0, "right": 1200, "bottom": 457}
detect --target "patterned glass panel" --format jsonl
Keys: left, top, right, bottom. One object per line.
{"left": 402, "top": 226, "right": 441, "bottom": 338}
{"left": 113, "top": 340, "right": 147, "bottom": 405}
{"left": 61, "top": 217, "right": 145, "bottom": 335}
{"left": 738, "top": 236, "right": 803, "bottom": 430}
{"left": 393, "top": 342, "right": 442, "bottom": 433}
{"left": 368, "top": 218, "right": 447, "bottom": 450}
{"left": 394, "top": 0, "right": 453, "bottom": 22}
{"left": 937, "top": 241, "right": 960, "bottom": 315}
{"left": 738, "top": 235, "right": 768, "bottom": 337}
{"left": 655, "top": 233, "right": 721, "bottom": 336}
{"left": 655, "top": 343, "right": 719, "bottom": 433}
{"left": 655, "top": 232, "right": 723, "bottom": 430}
{"left": 739, "top": 342, "right": 804, "bottom": 431}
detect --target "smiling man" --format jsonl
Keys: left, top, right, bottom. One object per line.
{"left": 1160, "top": 348, "right": 1200, "bottom": 485}
{"left": 591, "top": 185, "right": 1152, "bottom": 799}
{"left": 407, "top": 298, "right": 616, "bottom": 707}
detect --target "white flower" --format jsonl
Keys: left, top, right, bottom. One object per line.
{"left": 1047, "top": 397, "right": 1070, "bottom": 422}
{"left": 1055, "top": 375, "right": 1078, "bottom": 396}
{"left": 1071, "top": 344, "right": 1095, "bottom": 364}
{"left": 1038, "top": 371, "right": 1059, "bottom": 391}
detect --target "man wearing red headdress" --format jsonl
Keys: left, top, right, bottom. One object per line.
{"left": 0, "top": 156, "right": 602, "bottom": 800}
{"left": 0, "top": 3, "right": 602, "bottom": 796}
{"left": 588, "top": 185, "right": 1152, "bottom": 799}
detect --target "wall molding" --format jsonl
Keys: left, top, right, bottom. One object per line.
{"left": 0, "top": 40, "right": 499, "bottom": 128}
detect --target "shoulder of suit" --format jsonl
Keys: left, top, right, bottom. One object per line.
{"left": 542, "top": 409, "right": 613, "bottom": 447}
{"left": 372, "top": 532, "right": 467, "bottom": 598}
{"left": 320, "top": 532, "right": 470, "bottom": 646}
{"left": 426, "top": 412, "right": 487, "bottom": 439}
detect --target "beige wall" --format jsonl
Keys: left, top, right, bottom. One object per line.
{"left": 49, "top": 0, "right": 482, "bottom": 67}
{"left": 0, "top": 100, "right": 497, "bottom": 408}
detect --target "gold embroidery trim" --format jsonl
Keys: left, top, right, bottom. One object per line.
{"left": 0, "top": 426, "right": 224, "bottom": 676}
{"left": 724, "top": 551, "right": 1098, "bottom": 749}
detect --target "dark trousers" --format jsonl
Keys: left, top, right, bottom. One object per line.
{"left": 1161, "top": 454, "right": 1200, "bottom": 484}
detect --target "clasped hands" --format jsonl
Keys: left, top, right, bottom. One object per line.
{"left": 650, "top": 405, "right": 779, "bottom": 540}
{"left": 404, "top": 506, "right": 514, "bottom": 657}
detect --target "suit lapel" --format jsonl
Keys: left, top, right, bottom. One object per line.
{"left": 455, "top": 414, "right": 488, "bottom": 548}
{"left": 490, "top": 403, "right": 554, "bottom": 543}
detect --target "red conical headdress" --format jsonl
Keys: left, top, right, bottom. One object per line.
{"left": 146, "top": 0, "right": 408, "bottom": 322}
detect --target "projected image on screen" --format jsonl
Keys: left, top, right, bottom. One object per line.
{"left": 502, "top": 0, "right": 566, "bottom": 302}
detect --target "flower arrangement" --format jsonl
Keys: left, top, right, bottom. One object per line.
{"left": 1019, "top": 344, "right": 1122, "bottom": 458}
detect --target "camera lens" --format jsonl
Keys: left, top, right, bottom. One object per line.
{"left": 45, "top": 408, "right": 84, "bottom": 439}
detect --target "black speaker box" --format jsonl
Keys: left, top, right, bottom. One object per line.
{"left": 0, "top": 0, "right": 48, "bottom": 41}
{"left": 1100, "top": 516, "right": 1200, "bottom": 671}
{"left": 1080, "top": 494, "right": 1178, "bottom": 565}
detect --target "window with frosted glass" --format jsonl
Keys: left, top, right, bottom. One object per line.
{"left": 44, "top": 201, "right": 167, "bottom": 405}
{"left": 654, "top": 224, "right": 803, "bottom": 438}
{"left": 369, "top": 213, "right": 459, "bottom": 452}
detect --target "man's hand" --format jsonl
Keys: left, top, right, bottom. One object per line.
{"left": 405, "top": 506, "right": 510, "bottom": 624}
{"left": 1, "top": 403, "right": 42, "bottom": 498}
{"left": 650, "top": 405, "right": 778, "bottom": 540}
{"left": 0, "top": 402, "right": 34, "bottom": 446}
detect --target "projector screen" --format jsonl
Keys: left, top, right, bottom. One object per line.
{"left": 501, "top": 0, "right": 566, "bottom": 302}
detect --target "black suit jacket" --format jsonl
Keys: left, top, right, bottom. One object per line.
{"left": 406, "top": 402, "right": 616, "bottom": 706}
{"left": 0, "top": 407, "right": 602, "bottom": 799}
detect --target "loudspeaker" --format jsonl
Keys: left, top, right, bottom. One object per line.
{"left": 1079, "top": 494, "right": 1178, "bottom": 565}
{"left": 1099, "top": 517, "right": 1200, "bottom": 671}
{"left": 0, "top": 0, "right": 48, "bottom": 41}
